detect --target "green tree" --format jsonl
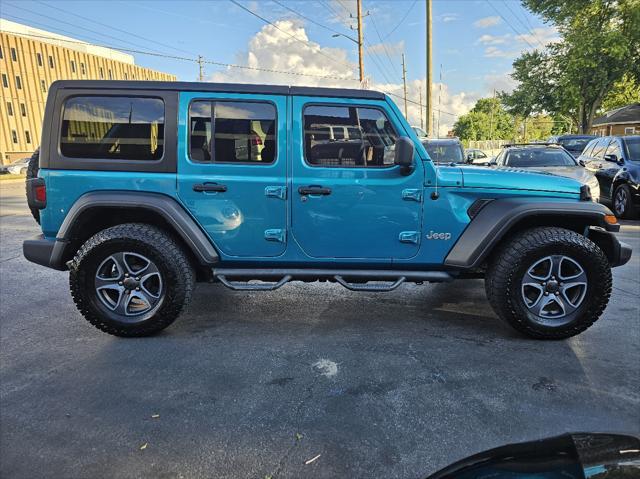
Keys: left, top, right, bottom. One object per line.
{"left": 453, "top": 97, "right": 515, "bottom": 141}
{"left": 601, "top": 74, "right": 640, "bottom": 112}
{"left": 504, "top": 0, "right": 640, "bottom": 133}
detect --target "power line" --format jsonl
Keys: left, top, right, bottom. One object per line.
{"left": 34, "top": 0, "right": 194, "bottom": 56}
{"left": 317, "top": 0, "right": 350, "bottom": 24}
{"left": 3, "top": 2, "right": 168, "bottom": 56}
{"left": 0, "top": 29, "right": 360, "bottom": 82}
{"left": 486, "top": 0, "right": 538, "bottom": 50}
{"left": 383, "top": 0, "right": 418, "bottom": 40}
{"left": 228, "top": 0, "right": 356, "bottom": 74}
{"left": 500, "top": 0, "right": 546, "bottom": 50}
{"left": 272, "top": 0, "right": 344, "bottom": 36}
{"left": 369, "top": 12, "right": 400, "bottom": 77}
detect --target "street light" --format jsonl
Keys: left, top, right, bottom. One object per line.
{"left": 331, "top": 33, "right": 358, "bottom": 44}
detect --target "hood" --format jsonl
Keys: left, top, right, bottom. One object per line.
{"left": 525, "top": 166, "right": 597, "bottom": 186}
{"left": 459, "top": 165, "right": 583, "bottom": 195}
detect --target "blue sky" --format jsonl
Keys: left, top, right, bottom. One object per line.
{"left": 0, "top": 0, "right": 557, "bottom": 130}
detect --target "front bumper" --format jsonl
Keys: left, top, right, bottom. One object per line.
{"left": 23, "top": 235, "right": 66, "bottom": 271}
{"left": 588, "top": 228, "right": 632, "bottom": 268}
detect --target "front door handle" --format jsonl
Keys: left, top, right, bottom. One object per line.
{"left": 193, "top": 183, "right": 227, "bottom": 193}
{"left": 298, "top": 185, "right": 332, "bottom": 196}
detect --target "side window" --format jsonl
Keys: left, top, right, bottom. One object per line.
{"left": 304, "top": 105, "right": 398, "bottom": 167}
{"left": 60, "top": 96, "right": 165, "bottom": 161}
{"left": 591, "top": 138, "right": 609, "bottom": 159}
{"left": 188, "top": 100, "right": 277, "bottom": 164}
{"left": 606, "top": 139, "right": 622, "bottom": 159}
{"left": 581, "top": 140, "right": 596, "bottom": 158}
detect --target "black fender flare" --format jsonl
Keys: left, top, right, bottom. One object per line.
{"left": 444, "top": 197, "right": 618, "bottom": 269}
{"left": 51, "top": 191, "right": 219, "bottom": 268}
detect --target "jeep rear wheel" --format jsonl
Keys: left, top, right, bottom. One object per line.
{"left": 69, "top": 223, "right": 194, "bottom": 337}
{"left": 485, "top": 227, "right": 612, "bottom": 339}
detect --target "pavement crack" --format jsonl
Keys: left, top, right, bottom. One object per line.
{"left": 0, "top": 255, "right": 21, "bottom": 263}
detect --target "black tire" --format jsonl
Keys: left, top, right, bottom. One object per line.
{"left": 69, "top": 223, "right": 195, "bottom": 337}
{"left": 25, "top": 149, "right": 40, "bottom": 224}
{"left": 485, "top": 227, "right": 612, "bottom": 340}
{"left": 612, "top": 184, "right": 633, "bottom": 219}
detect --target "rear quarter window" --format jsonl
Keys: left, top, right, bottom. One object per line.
{"left": 60, "top": 96, "right": 165, "bottom": 161}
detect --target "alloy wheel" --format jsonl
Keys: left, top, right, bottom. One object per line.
{"left": 521, "top": 255, "right": 587, "bottom": 322}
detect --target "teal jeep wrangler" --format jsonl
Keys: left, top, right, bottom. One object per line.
{"left": 24, "top": 81, "right": 631, "bottom": 339}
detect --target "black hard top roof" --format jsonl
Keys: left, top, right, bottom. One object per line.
{"left": 49, "top": 80, "right": 386, "bottom": 100}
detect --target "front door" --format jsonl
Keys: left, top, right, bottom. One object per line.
{"left": 177, "top": 93, "right": 287, "bottom": 257}
{"left": 290, "top": 98, "right": 423, "bottom": 260}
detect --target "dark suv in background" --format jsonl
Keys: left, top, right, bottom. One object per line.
{"left": 577, "top": 135, "right": 640, "bottom": 218}
{"left": 548, "top": 134, "right": 596, "bottom": 157}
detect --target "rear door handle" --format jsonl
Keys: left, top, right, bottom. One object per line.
{"left": 298, "top": 185, "right": 332, "bottom": 196}
{"left": 193, "top": 183, "right": 227, "bottom": 193}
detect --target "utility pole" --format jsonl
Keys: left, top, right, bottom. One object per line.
{"left": 426, "top": 0, "right": 432, "bottom": 136}
{"left": 356, "top": 0, "right": 365, "bottom": 83}
{"left": 401, "top": 53, "right": 409, "bottom": 119}
{"left": 419, "top": 87, "right": 424, "bottom": 130}
{"left": 197, "top": 55, "right": 204, "bottom": 81}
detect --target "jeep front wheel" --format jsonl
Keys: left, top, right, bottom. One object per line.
{"left": 69, "top": 223, "right": 194, "bottom": 337}
{"left": 485, "top": 227, "right": 612, "bottom": 339}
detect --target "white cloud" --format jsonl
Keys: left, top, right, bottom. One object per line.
{"left": 515, "top": 27, "right": 560, "bottom": 47}
{"left": 477, "top": 34, "right": 510, "bottom": 45}
{"left": 484, "top": 72, "right": 517, "bottom": 93}
{"left": 209, "top": 20, "right": 478, "bottom": 137}
{"left": 474, "top": 16, "right": 502, "bottom": 28}
{"left": 439, "top": 13, "right": 459, "bottom": 23}
{"left": 483, "top": 46, "right": 518, "bottom": 58}
{"left": 209, "top": 20, "right": 356, "bottom": 87}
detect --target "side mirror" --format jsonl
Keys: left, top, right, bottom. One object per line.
{"left": 487, "top": 161, "right": 497, "bottom": 167}
{"left": 603, "top": 153, "right": 617, "bottom": 163}
{"left": 394, "top": 136, "right": 415, "bottom": 175}
{"left": 578, "top": 159, "right": 586, "bottom": 167}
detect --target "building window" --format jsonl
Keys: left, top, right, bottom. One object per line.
{"left": 0, "top": 46, "right": 3, "bottom": 59}
{"left": 36, "top": 52, "right": 43, "bottom": 66}
{"left": 25, "top": 131, "right": 31, "bottom": 144}
{"left": 108, "top": 69, "right": 112, "bottom": 80}
{"left": 41, "top": 80, "right": 47, "bottom": 93}
{"left": 60, "top": 96, "right": 165, "bottom": 161}
{"left": 20, "top": 103, "right": 26, "bottom": 117}
{"left": 48, "top": 55, "right": 55, "bottom": 68}
{"left": 12, "top": 130, "right": 18, "bottom": 144}
{"left": 188, "top": 100, "right": 277, "bottom": 164}
{"left": 15, "top": 76, "right": 22, "bottom": 89}
{"left": 80, "top": 62, "right": 86, "bottom": 75}
{"left": 625, "top": 127, "right": 636, "bottom": 135}
{"left": 11, "top": 47, "right": 17, "bottom": 61}
{"left": 2, "top": 74, "right": 7, "bottom": 88}
{"left": 124, "top": 72, "right": 128, "bottom": 80}
{"left": 99, "top": 67, "right": 104, "bottom": 79}
{"left": 6, "top": 102, "right": 13, "bottom": 116}
{"left": 71, "top": 60, "right": 76, "bottom": 73}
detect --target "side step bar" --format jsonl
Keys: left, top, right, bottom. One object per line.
{"left": 213, "top": 268, "right": 454, "bottom": 292}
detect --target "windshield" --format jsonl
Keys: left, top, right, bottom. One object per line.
{"left": 424, "top": 143, "right": 464, "bottom": 163}
{"left": 557, "top": 137, "right": 593, "bottom": 152}
{"left": 505, "top": 148, "right": 577, "bottom": 167}
{"left": 625, "top": 138, "right": 640, "bottom": 161}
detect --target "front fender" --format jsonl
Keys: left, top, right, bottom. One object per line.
{"left": 444, "top": 197, "right": 618, "bottom": 269}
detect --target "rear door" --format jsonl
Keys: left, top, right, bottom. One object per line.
{"left": 290, "top": 97, "right": 423, "bottom": 260}
{"left": 177, "top": 93, "right": 287, "bottom": 257}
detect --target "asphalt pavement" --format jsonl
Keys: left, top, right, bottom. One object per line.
{"left": 1, "top": 179, "right": 639, "bottom": 479}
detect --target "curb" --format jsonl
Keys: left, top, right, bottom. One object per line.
{"left": 0, "top": 178, "right": 26, "bottom": 185}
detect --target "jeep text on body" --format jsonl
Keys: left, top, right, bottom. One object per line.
{"left": 24, "top": 81, "right": 632, "bottom": 339}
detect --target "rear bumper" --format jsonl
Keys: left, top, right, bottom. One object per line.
{"left": 23, "top": 235, "right": 66, "bottom": 271}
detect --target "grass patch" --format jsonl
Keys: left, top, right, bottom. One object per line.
{"left": 0, "top": 174, "right": 25, "bottom": 181}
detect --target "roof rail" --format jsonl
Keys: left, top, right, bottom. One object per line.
{"left": 502, "top": 142, "right": 560, "bottom": 148}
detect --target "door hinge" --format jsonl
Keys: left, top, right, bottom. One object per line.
{"left": 265, "top": 186, "right": 287, "bottom": 200}
{"left": 399, "top": 231, "right": 420, "bottom": 244}
{"left": 264, "top": 229, "right": 286, "bottom": 243}
{"left": 402, "top": 189, "right": 422, "bottom": 202}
